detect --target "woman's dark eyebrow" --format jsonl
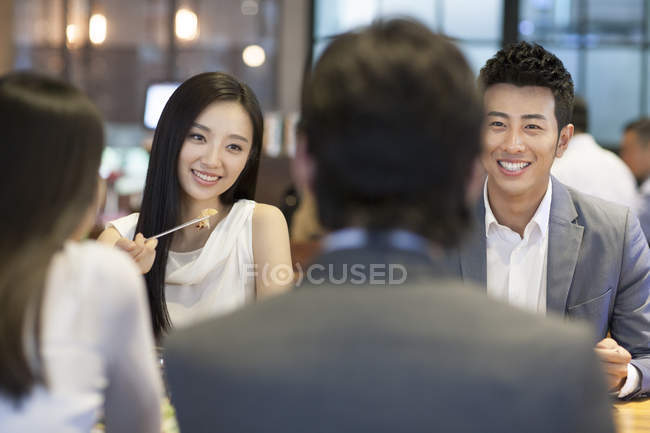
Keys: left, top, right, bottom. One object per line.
{"left": 228, "top": 134, "right": 249, "bottom": 143}
{"left": 191, "top": 123, "right": 249, "bottom": 143}
{"left": 191, "top": 122, "right": 210, "bottom": 132}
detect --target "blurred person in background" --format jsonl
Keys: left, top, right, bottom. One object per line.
{"left": 99, "top": 72, "right": 292, "bottom": 340}
{"left": 621, "top": 118, "right": 650, "bottom": 240}
{"left": 551, "top": 95, "right": 637, "bottom": 209}
{"left": 164, "top": 19, "right": 613, "bottom": 433}
{"left": 446, "top": 41, "right": 650, "bottom": 398}
{"left": 0, "top": 72, "right": 162, "bottom": 433}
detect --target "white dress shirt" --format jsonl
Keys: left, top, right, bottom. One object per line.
{"left": 485, "top": 178, "right": 551, "bottom": 314}
{"left": 551, "top": 133, "right": 638, "bottom": 210}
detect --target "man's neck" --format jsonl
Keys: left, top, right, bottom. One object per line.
{"left": 486, "top": 178, "right": 549, "bottom": 237}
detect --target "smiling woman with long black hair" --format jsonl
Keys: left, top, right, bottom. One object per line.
{"left": 98, "top": 72, "right": 293, "bottom": 340}
{"left": 0, "top": 72, "right": 162, "bottom": 432}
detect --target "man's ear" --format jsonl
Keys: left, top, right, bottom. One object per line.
{"left": 555, "top": 123, "right": 574, "bottom": 158}
{"left": 291, "top": 132, "right": 316, "bottom": 195}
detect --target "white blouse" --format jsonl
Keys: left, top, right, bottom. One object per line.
{"left": 0, "top": 242, "right": 162, "bottom": 433}
{"left": 109, "top": 199, "right": 256, "bottom": 328}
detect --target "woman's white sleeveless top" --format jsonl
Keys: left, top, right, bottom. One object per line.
{"left": 109, "top": 199, "right": 256, "bottom": 328}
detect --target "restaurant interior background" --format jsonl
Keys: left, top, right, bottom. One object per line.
{"left": 0, "top": 0, "right": 649, "bottom": 227}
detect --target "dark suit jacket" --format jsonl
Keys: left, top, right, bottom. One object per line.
{"left": 446, "top": 177, "right": 650, "bottom": 396}
{"left": 165, "top": 244, "right": 614, "bottom": 433}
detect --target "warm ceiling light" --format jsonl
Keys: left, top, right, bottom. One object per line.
{"left": 89, "top": 14, "right": 107, "bottom": 45}
{"left": 66, "top": 24, "right": 79, "bottom": 46}
{"left": 175, "top": 8, "right": 199, "bottom": 41}
{"left": 242, "top": 44, "right": 265, "bottom": 67}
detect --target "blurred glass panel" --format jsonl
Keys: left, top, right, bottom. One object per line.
{"left": 519, "top": 0, "right": 580, "bottom": 45}
{"left": 456, "top": 42, "right": 500, "bottom": 75}
{"left": 585, "top": 49, "right": 642, "bottom": 146}
{"left": 314, "top": 0, "right": 379, "bottom": 38}
{"left": 379, "top": 0, "right": 437, "bottom": 29}
{"left": 443, "top": 0, "right": 503, "bottom": 40}
{"left": 645, "top": 5, "right": 650, "bottom": 43}
{"left": 520, "top": 0, "right": 644, "bottom": 45}
{"left": 586, "top": 0, "right": 644, "bottom": 44}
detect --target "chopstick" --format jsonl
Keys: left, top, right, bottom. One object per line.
{"left": 148, "top": 215, "right": 212, "bottom": 240}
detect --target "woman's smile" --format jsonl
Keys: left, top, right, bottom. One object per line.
{"left": 191, "top": 169, "right": 221, "bottom": 185}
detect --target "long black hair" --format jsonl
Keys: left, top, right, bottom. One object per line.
{"left": 135, "top": 72, "right": 263, "bottom": 339}
{"left": 0, "top": 72, "right": 104, "bottom": 402}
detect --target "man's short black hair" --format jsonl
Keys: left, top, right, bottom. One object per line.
{"left": 479, "top": 41, "right": 575, "bottom": 131}
{"left": 625, "top": 117, "right": 650, "bottom": 147}
{"left": 300, "top": 19, "right": 482, "bottom": 247}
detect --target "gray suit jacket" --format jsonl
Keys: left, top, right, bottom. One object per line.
{"left": 447, "top": 177, "right": 650, "bottom": 396}
{"left": 165, "top": 245, "right": 614, "bottom": 433}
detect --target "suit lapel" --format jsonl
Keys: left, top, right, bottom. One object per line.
{"left": 546, "top": 178, "right": 584, "bottom": 314}
{"left": 459, "top": 199, "right": 487, "bottom": 286}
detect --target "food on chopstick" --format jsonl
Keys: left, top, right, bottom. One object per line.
{"left": 196, "top": 208, "right": 218, "bottom": 230}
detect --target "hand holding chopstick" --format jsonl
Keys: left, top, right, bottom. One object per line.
{"left": 115, "top": 233, "right": 158, "bottom": 274}
{"left": 115, "top": 209, "right": 218, "bottom": 274}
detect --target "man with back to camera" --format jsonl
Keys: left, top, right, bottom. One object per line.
{"left": 550, "top": 95, "right": 638, "bottom": 209}
{"left": 621, "top": 118, "right": 650, "bottom": 240}
{"left": 445, "top": 41, "right": 650, "bottom": 398}
{"left": 164, "top": 19, "right": 614, "bottom": 433}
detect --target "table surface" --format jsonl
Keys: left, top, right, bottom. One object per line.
{"left": 614, "top": 398, "right": 650, "bottom": 432}
{"left": 91, "top": 396, "right": 650, "bottom": 433}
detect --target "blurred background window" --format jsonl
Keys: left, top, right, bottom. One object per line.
{"left": 4, "top": 0, "right": 650, "bottom": 220}
{"left": 313, "top": 0, "right": 650, "bottom": 148}
{"left": 313, "top": 0, "right": 503, "bottom": 74}
{"left": 518, "top": 0, "right": 649, "bottom": 147}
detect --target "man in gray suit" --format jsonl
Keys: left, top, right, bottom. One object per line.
{"left": 165, "top": 20, "right": 614, "bottom": 432}
{"left": 446, "top": 41, "right": 650, "bottom": 398}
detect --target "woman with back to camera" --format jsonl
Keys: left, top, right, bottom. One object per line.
{"left": 98, "top": 72, "right": 293, "bottom": 339}
{"left": 0, "top": 72, "right": 162, "bottom": 432}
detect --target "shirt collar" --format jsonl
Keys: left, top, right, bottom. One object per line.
{"left": 484, "top": 177, "right": 553, "bottom": 240}
{"left": 322, "top": 227, "right": 431, "bottom": 256}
